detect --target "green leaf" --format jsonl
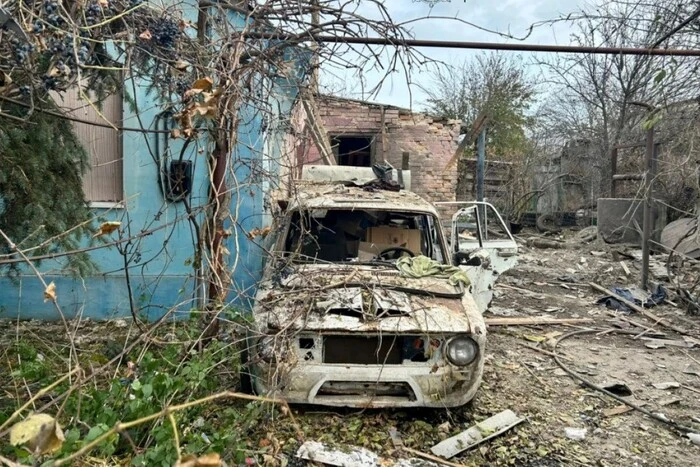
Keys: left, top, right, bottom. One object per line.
{"left": 85, "top": 424, "right": 108, "bottom": 443}
{"left": 131, "top": 379, "right": 142, "bottom": 391}
{"left": 654, "top": 69, "right": 666, "bottom": 84}
{"left": 142, "top": 383, "right": 153, "bottom": 399}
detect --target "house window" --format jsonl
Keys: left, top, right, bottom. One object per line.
{"left": 330, "top": 135, "right": 374, "bottom": 166}
{"left": 59, "top": 88, "right": 124, "bottom": 204}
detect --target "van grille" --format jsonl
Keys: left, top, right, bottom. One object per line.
{"left": 316, "top": 381, "right": 416, "bottom": 401}
{"left": 323, "top": 335, "right": 403, "bottom": 364}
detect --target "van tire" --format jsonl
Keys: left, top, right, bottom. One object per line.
{"left": 536, "top": 214, "right": 561, "bottom": 233}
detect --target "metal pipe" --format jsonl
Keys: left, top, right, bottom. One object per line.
{"left": 641, "top": 127, "right": 655, "bottom": 290}
{"left": 476, "top": 128, "right": 487, "bottom": 236}
{"left": 249, "top": 33, "right": 700, "bottom": 56}
{"left": 610, "top": 148, "right": 618, "bottom": 197}
{"left": 476, "top": 128, "right": 486, "bottom": 202}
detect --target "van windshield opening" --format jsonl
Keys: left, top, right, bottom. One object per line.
{"left": 283, "top": 209, "right": 445, "bottom": 264}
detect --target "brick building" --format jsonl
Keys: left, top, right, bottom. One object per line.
{"left": 292, "top": 95, "right": 464, "bottom": 213}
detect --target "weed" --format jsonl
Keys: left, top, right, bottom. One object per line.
{"left": 0, "top": 319, "right": 276, "bottom": 466}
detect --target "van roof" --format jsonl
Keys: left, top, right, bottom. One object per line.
{"left": 286, "top": 182, "right": 439, "bottom": 216}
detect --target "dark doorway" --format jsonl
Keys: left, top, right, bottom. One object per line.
{"left": 331, "top": 135, "right": 374, "bottom": 166}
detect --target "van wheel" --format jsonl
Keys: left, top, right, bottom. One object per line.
{"left": 536, "top": 214, "right": 560, "bottom": 233}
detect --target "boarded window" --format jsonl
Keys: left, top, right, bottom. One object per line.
{"left": 58, "top": 89, "right": 123, "bottom": 203}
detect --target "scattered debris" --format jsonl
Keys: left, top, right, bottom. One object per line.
{"left": 430, "top": 409, "right": 524, "bottom": 459}
{"left": 175, "top": 453, "right": 222, "bottom": 467}
{"left": 388, "top": 427, "right": 404, "bottom": 449}
{"left": 645, "top": 341, "right": 666, "bottom": 349}
{"left": 602, "top": 405, "right": 634, "bottom": 417}
{"left": 296, "top": 441, "right": 379, "bottom": 466}
{"left": 576, "top": 226, "right": 598, "bottom": 243}
{"left": 589, "top": 282, "right": 690, "bottom": 335}
{"left": 652, "top": 382, "right": 680, "bottom": 390}
{"left": 619, "top": 261, "right": 631, "bottom": 276}
{"left": 688, "top": 433, "right": 700, "bottom": 446}
{"left": 595, "top": 285, "right": 666, "bottom": 312}
{"left": 658, "top": 397, "right": 681, "bottom": 406}
{"left": 660, "top": 218, "right": 700, "bottom": 260}
{"left": 641, "top": 337, "right": 695, "bottom": 349}
{"left": 9, "top": 413, "right": 65, "bottom": 455}
{"left": 683, "top": 363, "right": 700, "bottom": 377}
{"left": 602, "top": 383, "right": 633, "bottom": 397}
{"left": 564, "top": 427, "right": 587, "bottom": 441}
{"left": 486, "top": 317, "right": 593, "bottom": 326}
{"left": 527, "top": 237, "right": 567, "bottom": 249}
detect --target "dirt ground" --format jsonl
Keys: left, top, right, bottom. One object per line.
{"left": 285, "top": 232, "right": 700, "bottom": 466}
{"left": 2, "top": 230, "right": 700, "bottom": 466}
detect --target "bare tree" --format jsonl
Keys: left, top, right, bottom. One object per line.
{"left": 539, "top": 0, "right": 700, "bottom": 202}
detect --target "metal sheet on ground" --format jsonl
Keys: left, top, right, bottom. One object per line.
{"left": 430, "top": 409, "right": 524, "bottom": 459}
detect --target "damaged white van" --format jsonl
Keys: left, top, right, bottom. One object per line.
{"left": 243, "top": 166, "right": 517, "bottom": 408}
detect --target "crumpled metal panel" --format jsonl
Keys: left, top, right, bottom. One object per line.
{"left": 278, "top": 266, "right": 463, "bottom": 298}
{"left": 263, "top": 292, "right": 477, "bottom": 334}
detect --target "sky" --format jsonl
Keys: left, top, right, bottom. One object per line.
{"left": 320, "top": 0, "right": 586, "bottom": 110}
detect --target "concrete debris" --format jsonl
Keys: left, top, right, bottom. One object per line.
{"left": 296, "top": 441, "right": 379, "bottom": 466}
{"left": 683, "top": 363, "right": 700, "bottom": 377}
{"left": 430, "top": 409, "right": 524, "bottom": 459}
{"left": 645, "top": 341, "right": 666, "bottom": 349}
{"left": 652, "top": 382, "right": 680, "bottom": 390}
{"left": 564, "top": 427, "right": 587, "bottom": 441}
{"left": 688, "top": 433, "right": 700, "bottom": 446}
{"left": 527, "top": 237, "right": 568, "bottom": 249}
{"left": 642, "top": 338, "right": 695, "bottom": 349}
{"left": 296, "top": 440, "right": 448, "bottom": 467}
{"left": 576, "top": 226, "right": 598, "bottom": 243}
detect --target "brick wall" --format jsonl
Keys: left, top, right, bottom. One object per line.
{"left": 299, "top": 95, "right": 462, "bottom": 216}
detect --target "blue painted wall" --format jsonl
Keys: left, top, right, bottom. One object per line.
{"left": 0, "top": 3, "right": 305, "bottom": 320}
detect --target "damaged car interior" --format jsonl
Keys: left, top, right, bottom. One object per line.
{"left": 283, "top": 208, "right": 446, "bottom": 263}
{"left": 244, "top": 168, "right": 518, "bottom": 408}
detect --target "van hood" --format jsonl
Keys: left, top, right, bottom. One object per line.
{"left": 255, "top": 266, "right": 482, "bottom": 334}
{"left": 278, "top": 265, "right": 464, "bottom": 298}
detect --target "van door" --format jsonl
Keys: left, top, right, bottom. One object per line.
{"left": 437, "top": 202, "right": 518, "bottom": 313}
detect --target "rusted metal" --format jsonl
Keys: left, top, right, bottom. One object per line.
{"left": 610, "top": 142, "right": 659, "bottom": 203}
{"left": 642, "top": 133, "right": 656, "bottom": 290}
{"left": 245, "top": 170, "right": 518, "bottom": 408}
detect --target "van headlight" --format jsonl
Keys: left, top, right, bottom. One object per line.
{"left": 445, "top": 335, "right": 478, "bottom": 366}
